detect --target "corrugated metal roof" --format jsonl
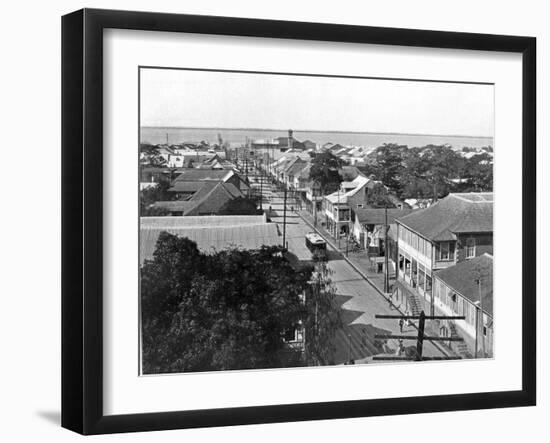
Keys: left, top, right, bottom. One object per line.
{"left": 141, "top": 215, "right": 267, "bottom": 229}
{"left": 140, "top": 222, "right": 281, "bottom": 264}
{"left": 173, "top": 169, "right": 233, "bottom": 182}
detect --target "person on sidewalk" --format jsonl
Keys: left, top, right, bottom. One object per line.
{"left": 399, "top": 318, "right": 404, "bottom": 333}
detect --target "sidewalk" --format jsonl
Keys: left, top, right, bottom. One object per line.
{"left": 297, "top": 209, "right": 389, "bottom": 295}
{"left": 297, "top": 209, "right": 458, "bottom": 359}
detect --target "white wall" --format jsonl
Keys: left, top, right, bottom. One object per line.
{"left": 0, "top": 1, "right": 546, "bottom": 442}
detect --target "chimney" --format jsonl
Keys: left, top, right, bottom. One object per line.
{"left": 288, "top": 129, "right": 293, "bottom": 149}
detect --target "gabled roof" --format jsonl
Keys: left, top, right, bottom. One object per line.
{"left": 186, "top": 182, "right": 243, "bottom": 215}
{"left": 434, "top": 253, "right": 493, "bottom": 317}
{"left": 298, "top": 163, "right": 312, "bottom": 180}
{"left": 355, "top": 208, "right": 416, "bottom": 225}
{"left": 167, "top": 181, "right": 209, "bottom": 194}
{"left": 154, "top": 182, "right": 243, "bottom": 215}
{"left": 397, "top": 193, "right": 493, "bottom": 241}
{"left": 173, "top": 169, "right": 234, "bottom": 183}
{"left": 325, "top": 175, "right": 371, "bottom": 204}
{"left": 302, "top": 140, "right": 317, "bottom": 148}
{"left": 276, "top": 136, "right": 304, "bottom": 149}
{"left": 285, "top": 159, "right": 309, "bottom": 177}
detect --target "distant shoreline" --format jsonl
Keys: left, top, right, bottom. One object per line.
{"left": 140, "top": 126, "right": 493, "bottom": 140}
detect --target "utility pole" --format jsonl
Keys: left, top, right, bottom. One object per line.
{"left": 337, "top": 186, "right": 341, "bottom": 248}
{"left": 282, "top": 186, "right": 288, "bottom": 250}
{"left": 313, "top": 182, "right": 318, "bottom": 228}
{"left": 259, "top": 159, "right": 263, "bottom": 211}
{"left": 474, "top": 301, "right": 479, "bottom": 358}
{"left": 384, "top": 205, "right": 390, "bottom": 294}
{"left": 476, "top": 275, "right": 486, "bottom": 358}
{"left": 416, "top": 311, "right": 426, "bottom": 360}
{"left": 480, "top": 279, "right": 486, "bottom": 358}
{"left": 374, "top": 312, "right": 465, "bottom": 362}
{"left": 474, "top": 267, "right": 486, "bottom": 359}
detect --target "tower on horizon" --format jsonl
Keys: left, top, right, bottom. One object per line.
{"left": 288, "top": 129, "right": 293, "bottom": 149}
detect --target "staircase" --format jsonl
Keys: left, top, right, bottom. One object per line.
{"left": 448, "top": 322, "right": 471, "bottom": 358}
{"left": 407, "top": 291, "right": 424, "bottom": 317}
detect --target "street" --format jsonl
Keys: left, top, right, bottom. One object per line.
{"left": 246, "top": 168, "right": 448, "bottom": 365}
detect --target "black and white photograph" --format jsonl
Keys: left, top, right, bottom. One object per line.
{"left": 139, "top": 67, "right": 494, "bottom": 375}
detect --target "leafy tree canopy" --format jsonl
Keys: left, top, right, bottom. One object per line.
{"left": 360, "top": 143, "right": 493, "bottom": 200}
{"left": 141, "top": 233, "right": 340, "bottom": 373}
{"left": 139, "top": 179, "right": 175, "bottom": 216}
{"left": 366, "top": 182, "right": 396, "bottom": 208}
{"left": 309, "top": 152, "right": 344, "bottom": 194}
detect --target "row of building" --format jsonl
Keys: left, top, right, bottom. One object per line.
{"left": 140, "top": 133, "right": 495, "bottom": 360}
{"left": 263, "top": 148, "right": 494, "bottom": 359}
{"left": 393, "top": 192, "right": 493, "bottom": 358}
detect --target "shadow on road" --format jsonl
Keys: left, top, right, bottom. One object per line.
{"left": 330, "top": 294, "right": 393, "bottom": 365}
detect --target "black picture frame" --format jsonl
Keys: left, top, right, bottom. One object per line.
{"left": 61, "top": 8, "right": 536, "bottom": 435}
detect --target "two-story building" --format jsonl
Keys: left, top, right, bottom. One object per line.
{"left": 352, "top": 207, "right": 414, "bottom": 253}
{"left": 432, "top": 253, "right": 493, "bottom": 358}
{"left": 395, "top": 192, "right": 493, "bottom": 315}
{"left": 323, "top": 173, "right": 373, "bottom": 238}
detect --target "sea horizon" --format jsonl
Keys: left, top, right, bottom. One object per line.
{"left": 140, "top": 126, "right": 494, "bottom": 150}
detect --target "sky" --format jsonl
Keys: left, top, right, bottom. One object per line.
{"left": 140, "top": 68, "right": 494, "bottom": 137}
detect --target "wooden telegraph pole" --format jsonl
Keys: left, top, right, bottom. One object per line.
{"left": 384, "top": 205, "right": 390, "bottom": 294}
{"left": 373, "top": 311, "right": 465, "bottom": 361}
{"left": 282, "top": 186, "right": 288, "bottom": 251}
{"left": 259, "top": 160, "right": 263, "bottom": 211}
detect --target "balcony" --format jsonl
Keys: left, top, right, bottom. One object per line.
{"left": 306, "top": 190, "right": 324, "bottom": 201}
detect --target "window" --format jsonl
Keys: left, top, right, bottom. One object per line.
{"left": 418, "top": 267, "right": 425, "bottom": 287}
{"left": 466, "top": 237, "right": 476, "bottom": 259}
{"left": 284, "top": 325, "right": 303, "bottom": 342}
{"left": 426, "top": 275, "right": 432, "bottom": 294}
{"left": 439, "top": 242, "right": 449, "bottom": 260}
{"left": 438, "top": 242, "right": 455, "bottom": 261}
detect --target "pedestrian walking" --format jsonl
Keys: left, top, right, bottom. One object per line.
{"left": 388, "top": 292, "right": 393, "bottom": 309}
{"left": 399, "top": 318, "right": 404, "bottom": 333}
{"left": 398, "top": 339, "right": 404, "bottom": 356}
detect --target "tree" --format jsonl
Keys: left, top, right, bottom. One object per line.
{"left": 463, "top": 153, "right": 493, "bottom": 192}
{"left": 309, "top": 152, "right": 344, "bottom": 195}
{"left": 139, "top": 179, "right": 174, "bottom": 216}
{"left": 218, "top": 197, "right": 262, "bottom": 215}
{"left": 370, "top": 143, "right": 407, "bottom": 193}
{"left": 366, "top": 182, "right": 395, "bottom": 208}
{"left": 419, "top": 145, "right": 464, "bottom": 199}
{"left": 141, "top": 233, "right": 331, "bottom": 373}
{"left": 303, "top": 263, "right": 342, "bottom": 366}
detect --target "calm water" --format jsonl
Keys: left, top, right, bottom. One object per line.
{"left": 141, "top": 127, "right": 493, "bottom": 150}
